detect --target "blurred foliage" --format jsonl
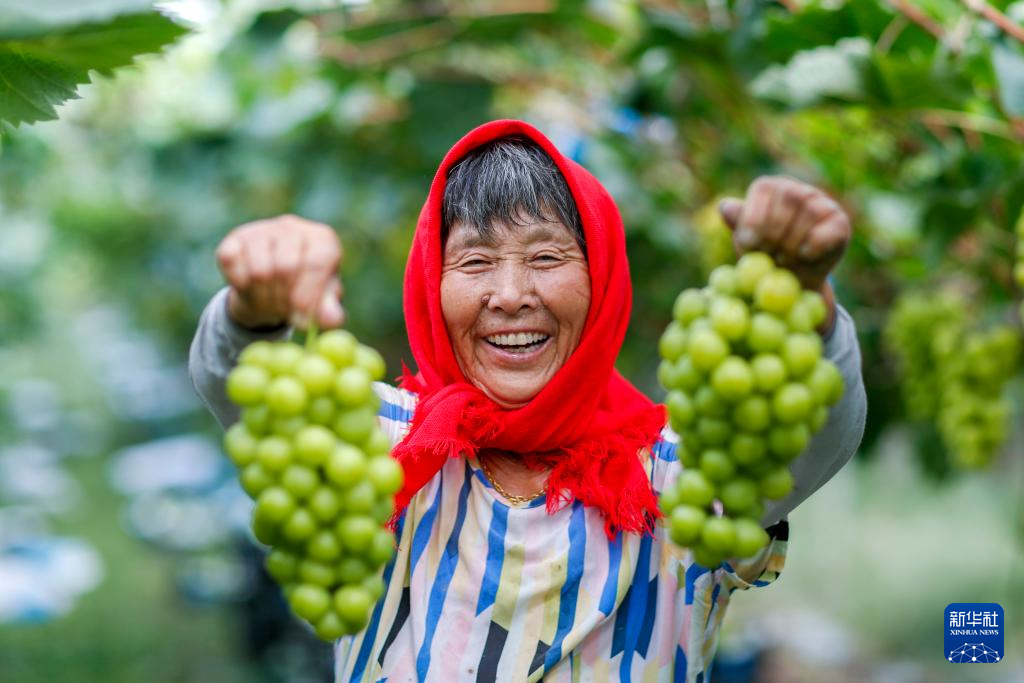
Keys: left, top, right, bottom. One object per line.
{"left": 0, "top": 0, "right": 188, "bottom": 127}
{"left": 2, "top": 0, "right": 1024, "bottom": 470}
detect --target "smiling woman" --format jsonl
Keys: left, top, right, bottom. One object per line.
{"left": 189, "top": 119, "right": 867, "bottom": 682}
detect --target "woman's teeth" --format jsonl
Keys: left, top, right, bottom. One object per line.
{"left": 485, "top": 332, "right": 550, "bottom": 352}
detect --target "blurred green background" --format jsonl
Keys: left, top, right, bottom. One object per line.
{"left": 1, "top": 1, "right": 1023, "bottom": 681}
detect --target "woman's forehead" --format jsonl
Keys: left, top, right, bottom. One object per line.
{"left": 445, "top": 219, "right": 577, "bottom": 252}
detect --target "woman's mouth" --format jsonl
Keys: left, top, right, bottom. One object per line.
{"left": 483, "top": 332, "right": 552, "bottom": 355}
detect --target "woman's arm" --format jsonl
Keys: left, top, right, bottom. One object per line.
{"left": 188, "top": 287, "right": 293, "bottom": 429}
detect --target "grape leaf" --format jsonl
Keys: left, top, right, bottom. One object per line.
{"left": 0, "top": 12, "right": 187, "bottom": 128}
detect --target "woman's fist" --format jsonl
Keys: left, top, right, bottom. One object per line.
{"left": 717, "top": 176, "right": 850, "bottom": 292}
{"left": 216, "top": 214, "right": 344, "bottom": 330}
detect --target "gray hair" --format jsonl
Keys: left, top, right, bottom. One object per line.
{"left": 441, "top": 136, "right": 586, "bottom": 254}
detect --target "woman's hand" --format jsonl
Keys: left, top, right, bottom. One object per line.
{"left": 717, "top": 176, "right": 850, "bottom": 293}
{"left": 216, "top": 214, "right": 345, "bottom": 331}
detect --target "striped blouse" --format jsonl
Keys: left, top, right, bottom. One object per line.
{"left": 333, "top": 383, "right": 787, "bottom": 683}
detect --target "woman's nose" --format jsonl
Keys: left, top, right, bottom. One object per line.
{"left": 485, "top": 262, "right": 537, "bottom": 314}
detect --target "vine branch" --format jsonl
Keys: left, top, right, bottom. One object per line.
{"left": 963, "top": 0, "right": 1024, "bottom": 43}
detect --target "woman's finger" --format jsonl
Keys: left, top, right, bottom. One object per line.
{"left": 781, "top": 193, "right": 836, "bottom": 257}
{"left": 316, "top": 278, "right": 345, "bottom": 329}
{"left": 271, "top": 227, "right": 304, "bottom": 317}
{"left": 216, "top": 233, "right": 250, "bottom": 290}
{"left": 291, "top": 230, "right": 342, "bottom": 326}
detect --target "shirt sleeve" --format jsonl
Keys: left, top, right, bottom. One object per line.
{"left": 187, "top": 286, "right": 293, "bottom": 429}
{"left": 760, "top": 301, "right": 867, "bottom": 527}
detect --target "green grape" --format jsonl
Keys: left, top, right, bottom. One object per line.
{"left": 317, "top": 329, "right": 358, "bottom": 367}
{"left": 669, "top": 505, "right": 707, "bottom": 546}
{"left": 256, "top": 436, "right": 292, "bottom": 473}
{"left": 307, "top": 396, "right": 337, "bottom": 425}
{"left": 240, "top": 463, "right": 275, "bottom": 498}
{"left": 334, "top": 587, "right": 373, "bottom": 629}
{"left": 710, "top": 356, "right": 753, "bottom": 402}
{"left": 366, "top": 456, "right": 404, "bottom": 496}
{"left": 754, "top": 270, "right": 800, "bottom": 315}
{"left": 673, "top": 289, "right": 707, "bottom": 325}
{"left": 314, "top": 611, "right": 347, "bottom": 640}
{"left": 226, "top": 365, "right": 270, "bottom": 406}
{"left": 659, "top": 323, "right": 688, "bottom": 362}
{"left": 354, "top": 345, "right": 387, "bottom": 382}
{"left": 367, "top": 529, "right": 397, "bottom": 566}
{"left": 688, "top": 328, "right": 730, "bottom": 372}
{"left": 733, "top": 519, "right": 770, "bottom": 558}
{"left": 239, "top": 340, "right": 275, "bottom": 369}
{"left": 224, "top": 423, "right": 259, "bottom": 467}
{"left": 290, "top": 584, "right": 331, "bottom": 622}
{"left": 326, "top": 444, "right": 368, "bottom": 488}
{"left": 336, "top": 515, "right": 378, "bottom": 553}
{"left": 265, "top": 549, "right": 299, "bottom": 583}
{"left": 337, "top": 557, "right": 370, "bottom": 584}
{"left": 709, "top": 297, "right": 749, "bottom": 341}
{"left": 759, "top": 467, "right": 794, "bottom": 500}
{"left": 266, "top": 376, "right": 308, "bottom": 416}
{"left": 701, "top": 516, "right": 737, "bottom": 555}
{"left": 281, "top": 464, "right": 319, "bottom": 499}
{"left": 296, "top": 354, "right": 336, "bottom": 396}
{"left": 294, "top": 425, "right": 336, "bottom": 466}
{"left": 268, "top": 343, "right": 305, "bottom": 375}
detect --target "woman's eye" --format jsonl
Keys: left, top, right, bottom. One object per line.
{"left": 463, "top": 258, "right": 488, "bottom": 267}
{"left": 534, "top": 254, "right": 560, "bottom": 262}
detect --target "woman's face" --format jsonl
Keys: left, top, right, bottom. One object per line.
{"left": 440, "top": 217, "right": 591, "bottom": 408}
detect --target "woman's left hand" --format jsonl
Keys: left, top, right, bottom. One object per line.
{"left": 717, "top": 176, "right": 850, "bottom": 292}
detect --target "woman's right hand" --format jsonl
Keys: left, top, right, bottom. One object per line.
{"left": 216, "top": 214, "right": 345, "bottom": 331}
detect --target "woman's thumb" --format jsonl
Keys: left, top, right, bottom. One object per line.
{"left": 717, "top": 197, "right": 743, "bottom": 230}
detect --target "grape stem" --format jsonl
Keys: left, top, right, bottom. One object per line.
{"left": 306, "top": 319, "right": 319, "bottom": 350}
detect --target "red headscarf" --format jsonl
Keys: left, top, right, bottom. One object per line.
{"left": 391, "top": 119, "right": 666, "bottom": 537}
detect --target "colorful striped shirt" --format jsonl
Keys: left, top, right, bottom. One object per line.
{"left": 333, "top": 383, "right": 787, "bottom": 683}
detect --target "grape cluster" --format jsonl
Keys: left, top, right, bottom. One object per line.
{"left": 882, "top": 293, "right": 964, "bottom": 421}
{"left": 936, "top": 326, "right": 1018, "bottom": 468}
{"left": 223, "top": 330, "right": 403, "bottom": 640}
{"left": 657, "top": 253, "right": 843, "bottom": 568}
{"left": 885, "top": 292, "right": 1019, "bottom": 469}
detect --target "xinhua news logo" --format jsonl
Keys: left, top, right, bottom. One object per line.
{"left": 945, "top": 603, "right": 1003, "bottom": 663}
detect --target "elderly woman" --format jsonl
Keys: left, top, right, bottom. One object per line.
{"left": 190, "top": 120, "right": 866, "bottom": 682}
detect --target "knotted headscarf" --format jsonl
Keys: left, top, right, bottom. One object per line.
{"left": 391, "top": 119, "right": 666, "bottom": 537}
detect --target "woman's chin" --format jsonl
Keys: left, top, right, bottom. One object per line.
{"left": 474, "top": 376, "right": 547, "bottom": 409}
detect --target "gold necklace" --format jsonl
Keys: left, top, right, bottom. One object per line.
{"left": 477, "top": 452, "right": 547, "bottom": 505}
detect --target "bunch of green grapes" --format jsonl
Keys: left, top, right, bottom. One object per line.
{"left": 935, "top": 325, "right": 1018, "bottom": 468}
{"left": 657, "top": 252, "right": 844, "bottom": 568}
{"left": 886, "top": 291, "right": 1019, "bottom": 468}
{"left": 883, "top": 293, "right": 966, "bottom": 420}
{"left": 223, "top": 330, "right": 403, "bottom": 640}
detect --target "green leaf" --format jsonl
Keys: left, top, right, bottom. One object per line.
{"left": 0, "top": 12, "right": 187, "bottom": 127}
